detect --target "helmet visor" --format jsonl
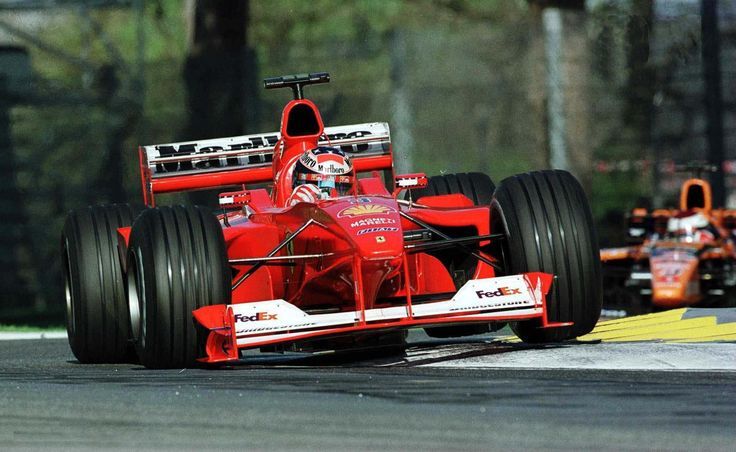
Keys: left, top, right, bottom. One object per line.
{"left": 296, "top": 173, "right": 353, "bottom": 196}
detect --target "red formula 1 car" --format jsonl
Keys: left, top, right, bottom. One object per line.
{"left": 601, "top": 165, "right": 736, "bottom": 312}
{"left": 62, "top": 72, "right": 602, "bottom": 368}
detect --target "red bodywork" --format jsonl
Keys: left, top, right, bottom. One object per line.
{"left": 128, "top": 89, "right": 567, "bottom": 363}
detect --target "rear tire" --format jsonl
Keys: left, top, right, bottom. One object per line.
{"left": 61, "top": 204, "right": 140, "bottom": 363}
{"left": 492, "top": 170, "right": 602, "bottom": 342}
{"left": 127, "top": 205, "right": 230, "bottom": 369}
{"left": 410, "top": 172, "right": 499, "bottom": 338}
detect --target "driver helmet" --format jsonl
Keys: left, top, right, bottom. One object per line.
{"left": 667, "top": 210, "right": 709, "bottom": 234}
{"left": 292, "top": 146, "right": 354, "bottom": 198}
{"left": 667, "top": 210, "right": 715, "bottom": 243}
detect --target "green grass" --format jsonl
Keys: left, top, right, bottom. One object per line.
{"left": 0, "top": 324, "right": 65, "bottom": 333}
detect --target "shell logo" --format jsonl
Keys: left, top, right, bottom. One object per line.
{"left": 338, "top": 204, "right": 394, "bottom": 218}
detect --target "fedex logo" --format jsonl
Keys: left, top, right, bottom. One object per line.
{"left": 475, "top": 287, "right": 521, "bottom": 298}
{"left": 234, "top": 312, "right": 278, "bottom": 322}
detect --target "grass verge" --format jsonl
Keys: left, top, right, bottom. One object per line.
{"left": 0, "top": 324, "right": 65, "bottom": 333}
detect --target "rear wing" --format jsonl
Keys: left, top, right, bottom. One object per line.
{"left": 138, "top": 122, "right": 392, "bottom": 205}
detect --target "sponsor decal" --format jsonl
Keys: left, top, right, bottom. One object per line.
{"left": 653, "top": 263, "right": 685, "bottom": 283}
{"left": 237, "top": 322, "right": 318, "bottom": 334}
{"left": 651, "top": 251, "right": 697, "bottom": 284}
{"left": 350, "top": 217, "right": 397, "bottom": 228}
{"left": 449, "top": 299, "right": 529, "bottom": 312}
{"left": 475, "top": 287, "right": 522, "bottom": 298}
{"left": 325, "top": 130, "right": 373, "bottom": 154}
{"left": 299, "top": 153, "right": 317, "bottom": 169}
{"left": 147, "top": 124, "right": 389, "bottom": 175}
{"left": 325, "top": 130, "right": 372, "bottom": 141}
{"left": 356, "top": 227, "right": 399, "bottom": 236}
{"left": 234, "top": 312, "right": 278, "bottom": 322}
{"left": 357, "top": 197, "right": 372, "bottom": 203}
{"left": 318, "top": 162, "right": 348, "bottom": 175}
{"left": 154, "top": 135, "right": 278, "bottom": 173}
{"left": 299, "top": 147, "right": 351, "bottom": 175}
{"left": 338, "top": 204, "right": 395, "bottom": 218}
{"left": 376, "top": 236, "right": 386, "bottom": 243}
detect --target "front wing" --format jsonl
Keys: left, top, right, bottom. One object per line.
{"left": 193, "top": 272, "right": 569, "bottom": 363}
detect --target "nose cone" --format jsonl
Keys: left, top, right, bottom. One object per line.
{"left": 327, "top": 199, "right": 404, "bottom": 260}
{"left": 319, "top": 198, "right": 404, "bottom": 309}
{"left": 649, "top": 250, "right": 700, "bottom": 307}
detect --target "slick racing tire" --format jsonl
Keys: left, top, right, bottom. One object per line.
{"left": 127, "top": 205, "right": 230, "bottom": 369}
{"left": 492, "top": 170, "right": 602, "bottom": 342}
{"left": 62, "top": 204, "right": 141, "bottom": 363}
{"left": 409, "top": 172, "right": 495, "bottom": 205}
{"left": 410, "top": 172, "right": 499, "bottom": 338}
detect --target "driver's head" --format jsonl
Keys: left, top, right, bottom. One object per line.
{"left": 292, "top": 146, "right": 354, "bottom": 198}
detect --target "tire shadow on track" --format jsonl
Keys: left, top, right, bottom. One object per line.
{"left": 237, "top": 338, "right": 600, "bottom": 368}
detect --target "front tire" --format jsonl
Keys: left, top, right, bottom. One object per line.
{"left": 492, "top": 170, "right": 602, "bottom": 342}
{"left": 62, "top": 204, "right": 140, "bottom": 363}
{"left": 127, "top": 205, "right": 230, "bottom": 369}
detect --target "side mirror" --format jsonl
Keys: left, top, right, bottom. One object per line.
{"left": 219, "top": 189, "right": 251, "bottom": 209}
{"left": 393, "top": 173, "right": 428, "bottom": 197}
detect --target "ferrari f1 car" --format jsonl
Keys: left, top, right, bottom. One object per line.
{"left": 62, "top": 72, "right": 602, "bottom": 368}
{"left": 601, "top": 164, "right": 736, "bottom": 312}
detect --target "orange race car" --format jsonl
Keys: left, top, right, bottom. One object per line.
{"left": 601, "top": 166, "right": 736, "bottom": 313}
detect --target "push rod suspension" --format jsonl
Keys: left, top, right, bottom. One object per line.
{"left": 399, "top": 211, "right": 502, "bottom": 271}
{"left": 231, "top": 219, "right": 315, "bottom": 290}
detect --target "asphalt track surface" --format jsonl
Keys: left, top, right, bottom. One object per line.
{"left": 2, "top": 324, "right": 735, "bottom": 451}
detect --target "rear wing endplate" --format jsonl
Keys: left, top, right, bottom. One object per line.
{"left": 138, "top": 122, "right": 391, "bottom": 205}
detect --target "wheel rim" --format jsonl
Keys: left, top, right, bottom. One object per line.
{"left": 62, "top": 243, "right": 76, "bottom": 336}
{"left": 128, "top": 248, "right": 146, "bottom": 348}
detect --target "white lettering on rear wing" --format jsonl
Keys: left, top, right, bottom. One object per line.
{"left": 141, "top": 122, "right": 391, "bottom": 179}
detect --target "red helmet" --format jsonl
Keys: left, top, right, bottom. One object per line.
{"left": 292, "top": 146, "right": 354, "bottom": 197}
